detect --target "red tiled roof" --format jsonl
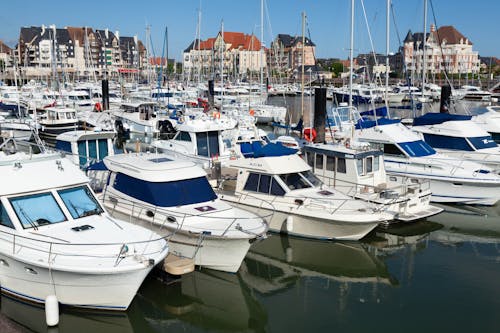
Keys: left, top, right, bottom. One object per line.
{"left": 194, "top": 32, "right": 262, "bottom": 51}
{"left": 433, "top": 25, "right": 472, "bottom": 45}
{"left": 150, "top": 57, "right": 167, "bottom": 65}
{"left": 0, "top": 40, "right": 11, "bottom": 53}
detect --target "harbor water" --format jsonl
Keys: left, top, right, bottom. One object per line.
{"left": 1, "top": 97, "right": 499, "bottom": 332}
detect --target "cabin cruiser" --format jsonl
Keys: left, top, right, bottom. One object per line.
{"left": 302, "top": 142, "right": 443, "bottom": 224}
{"left": 469, "top": 105, "right": 500, "bottom": 143}
{"left": 99, "top": 153, "right": 268, "bottom": 273}
{"left": 332, "top": 84, "right": 383, "bottom": 104}
{"left": 410, "top": 112, "right": 500, "bottom": 171}
{"left": 0, "top": 141, "right": 168, "bottom": 310}
{"left": 353, "top": 116, "right": 500, "bottom": 205}
{"left": 112, "top": 101, "right": 175, "bottom": 137}
{"left": 454, "top": 85, "right": 491, "bottom": 101}
{"left": 38, "top": 107, "right": 81, "bottom": 146}
{"left": 151, "top": 112, "right": 238, "bottom": 168}
{"left": 216, "top": 151, "right": 392, "bottom": 240}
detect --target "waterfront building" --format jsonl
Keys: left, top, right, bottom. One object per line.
{"left": 403, "top": 24, "right": 480, "bottom": 81}
{"left": 268, "top": 34, "right": 316, "bottom": 77}
{"left": 0, "top": 40, "right": 12, "bottom": 70}
{"left": 183, "top": 31, "right": 265, "bottom": 81}
{"left": 15, "top": 25, "right": 147, "bottom": 80}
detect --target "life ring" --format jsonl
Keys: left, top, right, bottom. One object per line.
{"left": 303, "top": 128, "right": 317, "bottom": 142}
{"left": 213, "top": 112, "right": 221, "bottom": 119}
{"left": 249, "top": 109, "right": 255, "bottom": 116}
{"left": 94, "top": 102, "right": 102, "bottom": 112}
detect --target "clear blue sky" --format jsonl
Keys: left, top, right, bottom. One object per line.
{"left": 1, "top": 0, "right": 498, "bottom": 61}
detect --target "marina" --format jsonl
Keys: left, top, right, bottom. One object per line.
{"left": 0, "top": 0, "right": 499, "bottom": 331}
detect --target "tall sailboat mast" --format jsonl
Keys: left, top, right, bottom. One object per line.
{"left": 349, "top": 0, "right": 354, "bottom": 109}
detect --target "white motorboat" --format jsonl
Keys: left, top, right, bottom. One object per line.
{"left": 99, "top": 153, "right": 268, "bottom": 273}
{"left": 455, "top": 85, "right": 491, "bottom": 101}
{"left": 112, "top": 101, "right": 175, "bottom": 136}
{"left": 38, "top": 107, "right": 81, "bottom": 146}
{"left": 151, "top": 112, "right": 238, "bottom": 168}
{"left": 410, "top": 112, "right": 500, "bottom": 171}
{"left": 470, "top": 105, "right": 500, "bottom": 143}
{"left": 0, "top": 143, "right": 168, "bottom": 310}
{"left": 217, "top": 151, "right": 392, "bottom": 241}
{"left": 353, "top": 116, "right": 500, "bottom": 205}
{"left": 302, "top": 142, "right": 443, "bottom": 224}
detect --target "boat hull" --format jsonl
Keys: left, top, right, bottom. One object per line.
{"left": 0, "top": 253, "right": 153, "bottom": 310}
{"left": 386, "top": 168, "right": 500, "bottom": 205}
{"left": 220, "top": 198, "right": 378, "bottom": 241}
{"left": 107, "top": 209, "right": 252, "bottom": 273}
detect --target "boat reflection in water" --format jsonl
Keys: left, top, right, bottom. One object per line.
{"left": 242, "top": 234, "right": 396, "bottom": 292}
{"left": 0, "top": 294, "right": 133, "bottom": 333}
{"left": 428, "top": 203, "right": 500, "bottom": 249}
{"left": 130, "top": 269, "right": 267, "bottom": 332}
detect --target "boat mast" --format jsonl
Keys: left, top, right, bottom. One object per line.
{"left": 260, "top": 0, "right": 264, "bottom": 100}
{"left": 385, "top": 0, "right": 390, "bottom": 110}
{"left": 220, "top": 20, "right": 224, "bottom": 114}
{"left": 349, "top": 0, "right": 354, "bottom": 109}
{"left": 422, "top": 0, "right": 427, "bottom": 91}
{"left": 301, "top": 11, "right": 306, "bottom": 123}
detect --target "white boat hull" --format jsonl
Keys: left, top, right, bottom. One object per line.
{"left": 220, "top": 197, "right": 378, "bottom": 241}
{"left": 386, "top": 167, "right": 500, "bottom": 205}
{"left": 0, "top": 253, "right": 153, "bottom": 310}
{"left": 107, "top": 208, "right": 251, "bottom": 273}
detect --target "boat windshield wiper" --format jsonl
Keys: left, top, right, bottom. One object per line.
{"left": 79, "top": 208, "right": 99, "bottom": 218}
{"left": 18, "top": 206, "right": 38, "bottom": 230}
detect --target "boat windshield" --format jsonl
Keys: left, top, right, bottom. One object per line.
{"left": 58, "top": 186, "right": 103, "bottom": 219}
{"left": 398, "top": 140, "right": 436, "bottom": 157}
{"left": 300, "top": 170, "right": 322, "bottom": 187}
{"left": 10, "top": 192, "right": 66, "bottom": 229}
{"left": 279, "top": 173, "right": 313, "bottom": 191}
{"left": 468, "top": 136, "right": 497, "bottom": 150}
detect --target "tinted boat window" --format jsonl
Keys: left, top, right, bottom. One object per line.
{"left": 244, "top": 173, "right": 259, "bottom": 192}
{"left": 58, "top": 186, "right": 103, "bottom": 219}
{"left": 10, "top": 192, "right": 66, "bottom": 229}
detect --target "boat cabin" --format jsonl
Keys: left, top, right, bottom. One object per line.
{"left": 103, "top": 154, "right": 217, "bottom": 208}
{"left": 120, "top": 102, "right": 157, "bottom": 121}
{"left": 55, "top": 130, "right": 115, "bottom": 168}
{"left": 302, "top": 143, "right": 385, "bottom": 188}
{"left": 44, "top": 107, "right": 78, "bottom": 123}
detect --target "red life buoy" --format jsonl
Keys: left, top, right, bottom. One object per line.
{"left": 303, "top": 128, "right": 317, "bottom": 142}
{"left": 94, "top": 102, "right": 102, "bottom": 112}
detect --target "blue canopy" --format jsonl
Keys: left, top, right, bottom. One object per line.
{"left": 359, "top": 106, "right": 388, "bottom": 118}
{"left": 355, "top": 117, "right": 400, "bottom": 130}
{"left": 86, "top": 160, "right": 108, "bottom": 171}
{"left": 253, "top": 142, "right": 298, "bottom": 158}
{"left": 413, "top": 113, "right": 472, "bottom": 126}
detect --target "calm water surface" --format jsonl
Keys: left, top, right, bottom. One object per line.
{"left": 2, "top": 98, "right": 499, "bottom": 332}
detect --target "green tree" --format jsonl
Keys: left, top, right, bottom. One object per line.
{"left": 330, "top": 62, "right": 344, "bottom": 76}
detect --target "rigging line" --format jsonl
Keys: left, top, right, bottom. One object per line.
{"left": 360, "top": 0, "right": 377, "bottom": 85}
{"left": 429, "top": 0, "right": 454, "bottom": 92}
{"left": 390, "top": 2, "right": 416, "bottom": 116}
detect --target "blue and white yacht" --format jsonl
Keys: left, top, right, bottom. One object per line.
{"left": 100, "top": 153, "right": 268, "bottom": 273}
{"left": 410, "top": 112, "right": 500, "bottom": 171}
{"left": 352, "top": 115, "right": 500, "bottom": 205}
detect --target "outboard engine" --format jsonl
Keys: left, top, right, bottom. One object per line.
{"left": 115, "top": 119, "right": 130, "bottom": 139}
{"left": 157, "top": 120, "right": 176, "bottom": 139}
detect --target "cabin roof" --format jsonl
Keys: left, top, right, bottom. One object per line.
{"left": 228, "top": 154, "right": 309, "bottom": 175}
{"left": 56, "top": 130, "right": 115, "bottom": 143}
{"left": 0, "top": 153, "right": 88, "bottom": 196}
{"left": 104, "top": 153, "right": 207, "bottom": 182}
